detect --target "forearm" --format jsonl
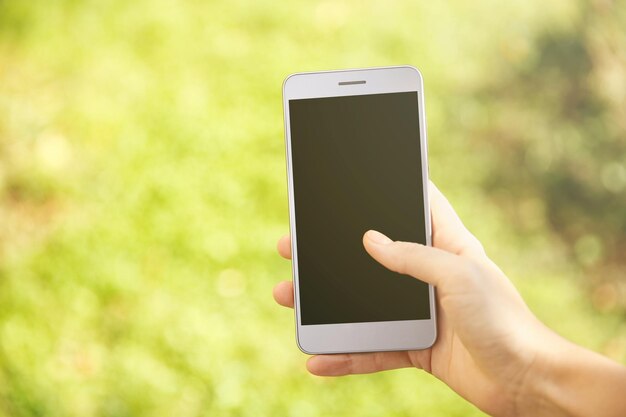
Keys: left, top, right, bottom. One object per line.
{"left": 519, "top": 329, "right": 626, "bottom": 417}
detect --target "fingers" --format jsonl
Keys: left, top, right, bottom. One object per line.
{"left": 307, "top": 351, "right": 413, "bottom": 376}
{"left": 363, "top": 230, "right": 470, "bottom": 288}
{"left": 428, "top": 182, "right": 486, "bottom": 259}
{"left": 274, "top": 235, "right": 294, "bottom": 308}
{"left": 272, "top": 280, "right": 294, "bottom": 308}
{"left": 277, "top": 235, "right": 291, "bottom": 259}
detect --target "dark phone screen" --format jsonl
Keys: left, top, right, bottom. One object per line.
{"left": 289, "top": 92, "right": 431, "bottom": 326}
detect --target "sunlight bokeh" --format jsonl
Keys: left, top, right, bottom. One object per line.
{"left": 0, "top": 1, "right": 624, "bottom": 416}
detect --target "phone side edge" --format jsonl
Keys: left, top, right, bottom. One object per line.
{"left": 282, "top": 74, "right": 310, "bottom": 355}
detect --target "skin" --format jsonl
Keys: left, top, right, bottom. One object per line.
{"left": 272, "top": 182, "right": 626, "bottom": 417}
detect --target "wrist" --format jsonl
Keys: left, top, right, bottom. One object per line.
{"left": 514, "top": 325, "right": 576, "bottom": 417}
{"left": 515, "top": 325, "right": 626, "bottom": 417}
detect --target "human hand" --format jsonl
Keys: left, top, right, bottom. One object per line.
{"left": 273, "top": 182, "right": 549, "bottom": 416}
{"left": 274, "top": 182, "right": 626, "bottom": 417}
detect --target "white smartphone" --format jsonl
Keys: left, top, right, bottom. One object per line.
{"left": 282, "top": 66, "right": 436, "bottom": 354}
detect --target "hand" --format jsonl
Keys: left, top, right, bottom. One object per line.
{"left": 273, "top": 182, "right": 541, "bottom": 415}
{"left": 273, "top": 182, "right": 626, "bottom": 417}
{"left": 274, "top": 183, "right": 626, "bottom": 416}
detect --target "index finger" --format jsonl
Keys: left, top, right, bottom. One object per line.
{"left": 277, "top": 234, "right": 291, "bottom": 259}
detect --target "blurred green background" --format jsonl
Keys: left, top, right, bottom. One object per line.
{"left": 0, "top": 0, "right": 625, "bottom": 415}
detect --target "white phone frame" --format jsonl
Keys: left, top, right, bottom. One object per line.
{"left": 282, "top": 66, "right": 436, "bottom": 354}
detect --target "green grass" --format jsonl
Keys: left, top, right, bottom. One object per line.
{"left": 0, "top": 0, "right": 623, "bottom": 416}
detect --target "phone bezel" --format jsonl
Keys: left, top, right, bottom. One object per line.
{"left": 282, "top": 66, "right": 436, "bottom": 354}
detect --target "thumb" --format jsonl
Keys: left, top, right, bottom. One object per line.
{"left": 363, "top": 230, "right": 468, "bottom": 288}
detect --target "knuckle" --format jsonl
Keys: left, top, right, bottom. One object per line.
{"left": 346, "top": 354, "right": 356, "bottom": 374}
{"left": 469, "top": 235, "right": 487, "bottom": 255}
{"left": 391, "top": 242, "right": 415, "bottom": 275}
{"left": 373, "top": 352, "right": 385, "bottom": 372}
{"left": 456, "top": 259, "right": 484, "bottom": 286}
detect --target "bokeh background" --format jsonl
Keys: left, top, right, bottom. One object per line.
{"left": 1, "top": 0, "right": 625, "bottom": 415}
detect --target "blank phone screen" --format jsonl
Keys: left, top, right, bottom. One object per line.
{"left": 289, "top": 91, "right": 431, "bottom": 326}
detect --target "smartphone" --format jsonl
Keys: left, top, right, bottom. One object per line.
{"left": 282, "top": 66, "right": 436, "bottom": 354}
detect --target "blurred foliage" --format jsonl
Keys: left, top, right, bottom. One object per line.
{"left": 475, "top": 0, "right": 626, "bottom": 315}
{"left": 0, "top": 0, "right": 624, "bottom": 416}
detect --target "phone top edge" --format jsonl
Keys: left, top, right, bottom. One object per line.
{"left": 284, "top": 64, "right": 422, "bottom": 80}
{"left": 284, "top": 66, "right": 424, "bottom": 103}
{"left": 283, "top": 65, "right": 423, "bottom": 88}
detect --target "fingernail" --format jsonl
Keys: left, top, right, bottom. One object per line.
{"left": 365, "top": 230, "right": 392, "bottom": 245}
